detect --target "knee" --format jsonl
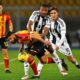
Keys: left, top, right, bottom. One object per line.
{"left": 40, "top": 58, "right": 47, "bottom": 64}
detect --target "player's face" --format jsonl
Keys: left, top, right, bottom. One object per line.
{"left": 8, "top": 34, "right": 16, "bottom": 43}
{"left": 39, "top": 6, "right": 48, "bottom": 17}
{"left": 50, "top": 10, "right": 59, "bottom": 21}
{"left": 0, "top": 5, "right": 3, "bottom": 13}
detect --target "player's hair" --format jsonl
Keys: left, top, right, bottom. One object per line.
{"left": 49, "top": 6, "right": 59, "bottom": 13}
{"left": 10, "top": 35, "right": 18, "bottom": 44}
{"left": 40, "top": 3, "right": 49, "bottom": 8}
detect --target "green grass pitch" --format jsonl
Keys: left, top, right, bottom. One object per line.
{"left": 0, "top": 49, "right": 80, "bottom": 80}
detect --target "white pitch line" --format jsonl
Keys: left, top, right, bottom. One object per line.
{"left": 0, "top": 58, "right": 17, "bottom": 65}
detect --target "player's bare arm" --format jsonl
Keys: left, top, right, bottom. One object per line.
{"left": 31, "top": 32, "right": 50, "bottom": 46}
{"left": 9, "top": 21, "right": 13, "bottom": 32}
{"left": 27, "top": 20, "right": 33, "bottom": 32}
{"left": 41, "top": 26, "right": 49, "bottom": 37}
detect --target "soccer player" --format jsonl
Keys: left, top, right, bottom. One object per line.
{"left": 21, "top": 3, "right": 50, "bottom": 79}
{"left": 7, "top": 30, "right": 51, "bottom": 76}
{"left": 7, "top": 30, "right": 68, "bottom": 79}
{"left": 44, "top": 7, "right": 80, "bottom": 71}
{"left": 0, "top": 4, "right": 13, "bottom": 73}
{"left": 25, "top": 3, "right": 68, "bottom": 79}
{"left": 27, "top": 4, "right": 49, "bottom": 32}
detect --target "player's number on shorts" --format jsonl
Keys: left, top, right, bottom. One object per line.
{"left": 4, "top": 42, "right": 8, "bottom": 47}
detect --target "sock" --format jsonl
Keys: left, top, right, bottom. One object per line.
{"left": 52, "top": 51, "right": 63, "bottom": 71}
{"left": 28, "top": 57, "right": 38, "bottom": 75}
{"left": 37, "top": 62, "right": 43, "bottom": 75}
{"left": 47, "top": 57, "right": 55, "bottom": 63}
{"left": 24, "top": 62, "right": 29, "bottom": 76}
{"left": 4, "top": 59, "right": 9, "bottom": 70}
{"left": 75, "top": 61, "right": 78, "bottom": 65}
{"left": 73, "top": 61, "right": 78, "bottom": 66}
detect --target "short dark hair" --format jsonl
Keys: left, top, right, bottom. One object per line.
{"left": 40, "top": 3, "right": 49, "bottom": 8}
{"left": 49, "top": 6, "right": 59, "bottom": 13}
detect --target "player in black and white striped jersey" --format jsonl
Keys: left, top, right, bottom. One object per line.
{"left": 45, "top": 6, "right": 80, "bottom": 71}
{"left": 21, "top": 4, "right": 68, "bottom": 80}
{"left": 27, "top": 7, "right": 49, "bottom": 33}
{"left": 28, "top": 3, "right": 68, "bottom": 76}
{"left": 22, "top": 4, "right": 50, "bottom": 80}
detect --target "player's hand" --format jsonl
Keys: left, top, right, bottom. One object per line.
{"left": 56, "top": 45, "right": 60, "bottom": 50}
{"left": 18, "top": 53, "right": 22, "bottom": 60}
{"left": 44, "top": 40, "right": 51, "bottom": 46}
{"left": 18, "top": 52, "right": 22, "bottom": 56}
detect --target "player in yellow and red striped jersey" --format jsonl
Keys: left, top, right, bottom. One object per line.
{"left": 7, "top": 30, "right": 49, "bottom": 46}
{"left": 7, "top": 30, "right": 50, "bottom": 77}
{"left": 0, "top": 4, "right": 13, "bottom": 73}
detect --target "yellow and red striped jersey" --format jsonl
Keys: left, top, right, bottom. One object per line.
{"left": 15, "top": 30, "right": 31, "bottom": 42}
{"left": 0, "top": 13, "right": 12, "bottom": 38}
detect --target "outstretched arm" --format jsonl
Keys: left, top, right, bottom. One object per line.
{"left": 41, "top": 27, "right": 49, "bottom": 37}
{"left": 31, "top": 32, "right": 50, "bottom": 46}
{"left": 7, "top": 15, "right": 13, "bottom": 32}
{"left": 26, "top": 20, "right": 33, "bottom": 32}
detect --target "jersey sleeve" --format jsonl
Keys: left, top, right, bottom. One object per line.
{"left": 6, "top": 15, "right": 12, "bottom": 25}
{"left": 29, "top": 11, "right": 38, "bottom": 22}
{"left": 57, "top": 18, "right": 66, "bottom": 47}
{"left": 45, "top": 18, "right": 51, "bottom": 28}
{"left": 60, "top": 19, "right": 66, "bottom": 35}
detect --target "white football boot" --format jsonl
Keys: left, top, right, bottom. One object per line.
{"left": 21, "top": 75, "right": 29, "bottom": 80}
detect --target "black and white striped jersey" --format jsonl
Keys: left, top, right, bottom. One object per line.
{"left": 46, "top": 18, "right": 66, "bottom": 46}
{"left": 28, "top": 10, "right": 49, "bottom": 34}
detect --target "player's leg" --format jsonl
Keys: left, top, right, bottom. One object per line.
{"left": 37, "top": 45, "right": 68, "bottom": 76}
{"left": 21, "top": 62, "right": 29, "bottom": 80}
{"left": 1, "top": 38, "right": 11, "bottom": 73}
{"left": 28, "top": 55, "right": 38, "bottom": 75}
{"left": 21, "top": 45, "right": 40, "bottom": 80}
{"left": 18, "top": 52, "right": 38, "bottom": 77}
{"left": 36, "top": 47, "right": 68, "bottom": 77}
{"left": 31, "top": 45, "right": 55, "bottom": 78}
{"left": 24, "top": 62, "right": 29, "bottom": 76}
{"left": 21, "top": 45, "right": 30, "bottom": 80}
{"left": 67, "top": 55, "right": 80, "bottom": 68}
{"left": 39, "top": 54, "right": 54, "bottom": 64}
{"left": 48, "top": 44, "right": 68, "bottom": 76}
{"left": 37, "top": 54, "right": 55, "bottom": 77}
{"left": 44, "top": 49, "right": 68, "bottom": 71}
{"left": 59, "top": 42, "right": 80, "bottom": 69}
{"left": 36, "top": 44, "right": 68, "bottom": 76}
{"left": 37, "top": 62, "right": 43, "bottom": 76}
{"left": 37, "top": 51, "right": 54, "bottom": 76}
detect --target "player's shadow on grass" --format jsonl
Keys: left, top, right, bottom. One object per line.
{"left": 29, "top": 76, "right": 40, "bottom": 80}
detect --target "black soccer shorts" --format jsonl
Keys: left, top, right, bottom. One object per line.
{"left": 25, "top": 41, "right": 45, "bottom": 59}
{"left": 0, "top": 37, "right": 8, "bottom": 49}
